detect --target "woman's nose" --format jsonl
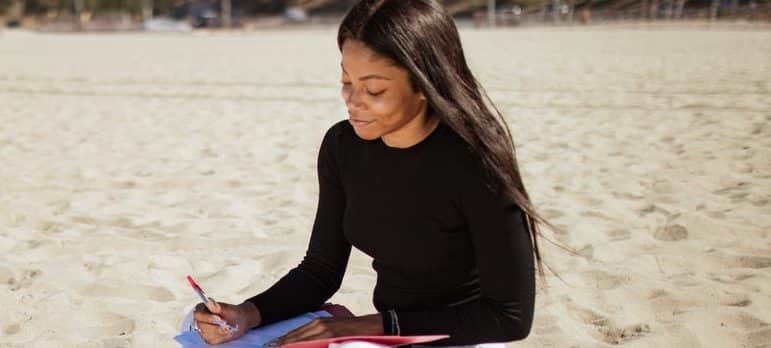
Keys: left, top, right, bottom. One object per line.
{"left": 343, "top": 85, "right": 365, "bottom": 110}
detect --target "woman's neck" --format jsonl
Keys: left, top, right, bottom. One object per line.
{"left": 381, "top": 111, "right": 440, "bottom": 149}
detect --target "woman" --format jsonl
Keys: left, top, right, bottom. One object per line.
{"left": 194, "top": 0, "right": 553, "bottom": 346}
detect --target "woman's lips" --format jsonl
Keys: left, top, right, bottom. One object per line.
{"left": 349, "top": 119, "right": 373, "bottom": 127}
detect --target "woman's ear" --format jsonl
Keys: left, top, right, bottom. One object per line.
{"left": 418, "top": 91, "right": 426, "bottom": 101}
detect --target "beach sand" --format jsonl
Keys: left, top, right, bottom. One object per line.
{"left": 0, "top": 26, "right": 769, "bottom": 347}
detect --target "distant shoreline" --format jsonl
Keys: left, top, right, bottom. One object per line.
{"left": 2, "top": 18, "right": 770, "bottom": 34}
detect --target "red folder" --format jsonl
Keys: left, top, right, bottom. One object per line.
{"left": 282, "top": 335, "right": 450, "bottom": 348}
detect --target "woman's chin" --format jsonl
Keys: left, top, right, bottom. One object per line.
{"left": 352, "top": 128, "right": 380, "bottom": 141}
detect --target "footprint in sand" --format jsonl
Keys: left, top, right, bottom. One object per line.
{"left": 542, "top": 208, "right": 565, "bottom": 220}
{"left": 8, "top": 268, "right": 42, "bottom": 291}
{"left": 723, "top": 294, "right": 753, "bottom": 307}
{"left": 47, "top": 200, "right": 71, "bottom": 216}
{"left": 730, "top": 192, "right": 750, "bottom": 203}
{"left": 73, "top": 310, "right": 137, "bottom": 342}
{"left": 227, "top": 179, "right": 243, "bottom": 188}
{"left": 706, "top": 210, "right": 727, "bottom": 219}
{"left": 576, "top": 196, "right": 603, "bottom": 207}
{"left": 199, "top": 169, "right": 216, "bottom": 176}
{"left": 102, "top": 336, "right": 132, "bottom": 347}
{"left": 749, "top": 197, "right": 768, "bottom": 207}
{"left": 582, "top": 270, "right": 627, "bottom": 290}
{"left": 108, "top": 217, "right": 135, "bottom": 228}
{"left": 71, "top": 215, "right": 98, "bottom": 225}
{"left": 713, "top": 181, "right": 749, "bottom": 196}
{"left": 579, "top": 209, "right": 615, "bottom": 221}
{"left": 719, "top": 253, "right": 771, "bottom": 269}
{"left": 637, "top": 203, "right": 672, "bottom": 216}
{"left": 200, "top": 147, "right": 218, "bottom": 158}
{"left": 647, "top": 289, "right": 701, "bottom": 321}
{"left": 4, "top": 322, "right": 20, "bottom": 335}
{"left": 611, "top": 191, "right": 644, "bottom": 201}
{"left": 563, "top": 297, "right": 651, "bottom": 344}
{"left": 577, "top": 245, "right": 594, "bottom": 259}
{"left": 723, "top": 311, "right": 769, "bottom": 331}
{"left": 533, "top": 313, "right": 565, "bottom": 336}
{"left": 746, "top": 328, "right": 771, "bottom": 348}
{"left": 37, "top": 219, "right": 63, "bottom": 234}
{"left": 563, "top": 298, "right": 610, "bottom": 327}
{"left": 709, "top": 272, "right": 755, "bottom": 284}
{"left": 0, "top": 265, "right": 14, "bottom": 284}
{"left": 606, "top": 228, "right": 631, "bottom": 241}
{"left": 649, "top": 180, "right": 676, "bottom": 194}
{"left": 273, "top": 151, "right": 289, "bottom": 163}
{"left": 97, "top": 312, "right": 136, "bottom": 338}
{"left": 117, "top": 180, "right": 138, "bottom": 189}
{"left": 653, "top": 224, "right": 688, "bottom": 241}
{"left": 598, "top": 323, "right": 651, "bottom": 345}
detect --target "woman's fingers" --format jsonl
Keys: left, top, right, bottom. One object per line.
{"left": 194, "top": 303, "right": 227, "bottom": 326}
{"left": 205, "top": 297, "right": 222, "bottom": 313}
{"left": 197, "top": 322, "right": 231, "bottom": 344}
{"left": 195, "top": 313, "right": 227, "bottom": 326}
{"left": 190, "top": 301, "right": 246, "bottom": 345}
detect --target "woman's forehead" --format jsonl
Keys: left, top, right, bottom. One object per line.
{"left": 341, "top": 40, "right": 398, "bottom": 71}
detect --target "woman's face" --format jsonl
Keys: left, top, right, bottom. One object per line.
{"left": 340, "top": 39, "right": 427, "bottom": 141}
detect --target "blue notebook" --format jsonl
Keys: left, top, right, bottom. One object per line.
{"left": 175, "top": 309, "right": 333, "bottom": 348}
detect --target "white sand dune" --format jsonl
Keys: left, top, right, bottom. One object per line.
{"left": 0, "top": 26, "right": 769, "bottom": 347}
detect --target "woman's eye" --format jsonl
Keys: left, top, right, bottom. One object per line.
{"left": 367, "top": 90, "right": 385, "bottom": 96}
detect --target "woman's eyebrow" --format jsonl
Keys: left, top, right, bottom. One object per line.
{"left": 341, "top": 63, "right": 392, "bottom": 81}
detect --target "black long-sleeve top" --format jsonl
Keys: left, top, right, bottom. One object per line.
{"left": 247, "top": 119, "right": 535, "bottom": 345}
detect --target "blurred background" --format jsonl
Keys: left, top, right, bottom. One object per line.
{"left": 1, "top": 0, "right": 770, "bottom": 31}
{"left": 1, "top": 1, "right": 769, "bottom": 348}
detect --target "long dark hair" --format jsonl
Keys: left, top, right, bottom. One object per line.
{"left": 338, "top": 0, "right": 562, "bottom": 277}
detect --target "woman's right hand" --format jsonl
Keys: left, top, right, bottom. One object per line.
{"left": 193, "top": 299, "right": 262, "bottom": 345}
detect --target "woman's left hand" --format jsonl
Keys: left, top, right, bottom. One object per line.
{"left": 276, "top": 314, "right": 384, "bottom": 345}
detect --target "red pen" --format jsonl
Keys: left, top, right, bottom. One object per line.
{"left": 186, "top": 275, "right": 239, "bottom": 334}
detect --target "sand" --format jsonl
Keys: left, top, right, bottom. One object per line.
{"left": 0, "top": 25, "right": 769, "bottom": 347}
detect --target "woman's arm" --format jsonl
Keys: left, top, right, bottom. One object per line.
{"left": 381, "top": 165, "right": 535, "bottom": 345}
{"left": 246, "top": 123, "right": 352, "bottom": 327}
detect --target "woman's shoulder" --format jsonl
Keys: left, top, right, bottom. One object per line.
{"left": 438, "top": 126, "right": 506, "bottom": 196}
{"left": 435, "top": 124, "right": 483, "bottom": 170}
{"left": 322, "top": 119, "right": 356, "bottom": 146}
{"left": 318, "top": 119, "right": 360, "bottom": 168}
